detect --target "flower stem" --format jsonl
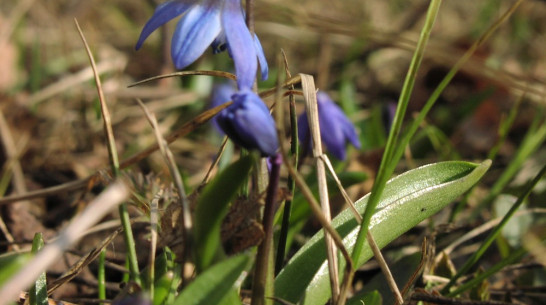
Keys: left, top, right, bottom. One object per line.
{"left": 251, "top": 153, "right": 282, "bottom": 305}
{"left": 275, "top": 51, "right": 299, "bottom": 274}
{"left": 245, "top": 0, "right": 255, "bottom": 35}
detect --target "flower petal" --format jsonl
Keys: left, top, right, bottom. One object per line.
{"left": 297, "top": 112, "right": 312, "bottom": 157}
{"left": 298, "top": 91, "right": 361, "bottom": 160}
{"left": 222, "top": 0, "right": 257, "bottom": 89}
{"left": 217, "top": 89, "right": 278, "bottom": 156}
{"left": 171, "top": 0, "right": 221, "bottom": 69}
{"left": 210, "top": 82, "right": 237, "bottom": 133}
{"left": 135, "top": 1, "right": 193, "bottom": 50}
{"left": 319, "top": 105, "right": 347, "bottom": 160}
{"left": 253, "top": 34, "right": 269, "bottom": 81}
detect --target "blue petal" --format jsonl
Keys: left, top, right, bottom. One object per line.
{"left": 341, "top": 116, "right": 361, "bottom": 149}
{"left": 253, "top": 34, "right": 269, "bottom": 81}
{"left": 171, "top": 1, "right": 221, "bottom": 69}
{"left": 297, "top": 112, "right": 312, "bottom": 156}
{"left": 319, "top": 104, "right": 347, "bottom": 160}
{"left": 217, "top": 89, "right": 278, "bottom": 156}
{"left": 135, "top": 1, "right": 193, "bottom": 50}
{"left": 222, "top": 0, "right": 257, "bottom": 89}
{"left": 210, "top": 82, "right": 237, "bottom": 133}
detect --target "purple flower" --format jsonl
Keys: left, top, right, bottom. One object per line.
{"left": 209, "top": 82, "right": 236, "bottom": 133}
{"left": 135, "top": 0, "right": 268, "bottom": 89}
{"left": 216, "top": 89, "right": 278, "bottom": 156}
{"left": 298, "top": 91, "right": 361, "bottom": 160}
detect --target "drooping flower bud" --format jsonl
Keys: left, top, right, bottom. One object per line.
{"left": 216, "top": 89, "right": 279, "bottom": 156}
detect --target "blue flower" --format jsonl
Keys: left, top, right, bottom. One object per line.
{"left": 135, "top": 0, "right": 268, "bottom": 89}
{"left": 209, "top": 82, "right": 236, "bottom": 133}
{"left": 216, "top": 89, "right": 278, "bottom": 156}
{"left": 298, "top": 91, "right": 361, "bottom": 160}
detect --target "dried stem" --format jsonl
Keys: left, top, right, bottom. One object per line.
{"left": 299, "top": 74, "right": 340, "bottom": 302}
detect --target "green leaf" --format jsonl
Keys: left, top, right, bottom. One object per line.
{"left": 29, "top": 233, "right": 47, "bottom": 305}
{"left": 347, "top": 252, "right": 422, "bottom": 305}
{"left": 275, "top": 160, "right": 491, "bottom": 305}
{"left": 194, "top": 156, "right": 254, "bottom": 271}
{"left": 347, "top": 290, "right": 382, "bottom": 305}
{"left": 173, "top": 254, "right": 249, "bottom": 305}
{"left": 0, "top": 253, "right": 31, "bottom": 287}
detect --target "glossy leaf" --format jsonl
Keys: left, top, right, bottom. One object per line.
{"left": 194, "top": 155, "right": 253, "bottom": 271}
{"left": 275, "top": 160, "right": 491, "bottom": 305}
{"left": 173, "top": 254, "right": 249, "bottom": 305}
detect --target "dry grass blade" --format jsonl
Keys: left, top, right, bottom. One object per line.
{"left": 47, "top": 228, "right": 122, "bottom": 295}
{"left": 299, "top": 74, "right": 340, "bottom": 302}
{"left": 276, "top": 118, "right": 354, "bottom": 305}
{"left": 0, "top": 177, "right": 94, "bottom": 206}
{"left": 120, "top": 101, "right": 233, "bottom": 169}
{"left": 320, "top": 154, "right": 404, "bottom": 304}
{"left": 148, "top": 189, "right": 162, "bottom": 297}
{"left": 0, "top": 102, "right": 232, "bottom": 206}
{"left": 273, "top": 69, "right": 353, "bottom": 305}
{"left": 199, "top": 136, "right": 229, "bottom": 187}
{"left": 0, "top": 109, "right": 25, "bottom": 251}
{"left": 258, "top": 75, "right": 302, "bottom": 99}
{"left": 136, "top": 99, "right": 193, "bottom": 285}
{"left": 0, "top": 180, "right": 129, "bottom": 305}
{"left": 28, "top": 55, "right": 127, "bottom": 107}
{"left": 128, "top": 70, "right": 237, "bottom": 87}
{"left": 74, "top": 18, "right": 120, "bottom": 174}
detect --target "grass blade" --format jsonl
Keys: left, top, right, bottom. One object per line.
{"left": 173, "top": 255, "right": 249, "bottom": 305}
{"left": 29, "top": 233, "right": 47, "bottom": 305}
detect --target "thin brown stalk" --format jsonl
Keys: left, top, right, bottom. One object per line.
{"left": 299, "top": 74, "right": 340, "bottom": 302}
{"left": 274, "top": 71, "right": 354, "bottom": 304}
{"left": 199, "top": 136, "right": 229, "bottom": 186}
{"left": 277, "top": 114, "right": 354, "bottom": 304}
{"left": 320, "top": 155, "right": 404, "bottom": 304}
{"left": 148, "top": 190, "right": 161, "bottom": 298}
{"left": 128, "top": 71, "right": 237, "bottom": 87}
{"left": 74, "top": 19, "right": 119, "bottom": 175}
{"left": 136, "top": 99, "right": 193, "bottom": 286}
{"left": 0, "top": 109, "right": 26, "bottom": 251}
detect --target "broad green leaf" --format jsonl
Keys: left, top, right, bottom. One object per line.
{"left": 276, "top": 172, "right": 367, "bottom": 255}
{"left": 275, "top": 160, "right": 491, "bottom": 305}
{"left": 173, "top": 254, "right": 249, "bottom": 305}
{"left": 194, "top": 156, "right": 253, "bottom": 271}
{"left": 29, "top": 233, "right": 47, "bottom": 305}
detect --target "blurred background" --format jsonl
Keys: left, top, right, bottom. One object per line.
{"left": 1, "top": 0, "right": 545, "bottom": 303}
